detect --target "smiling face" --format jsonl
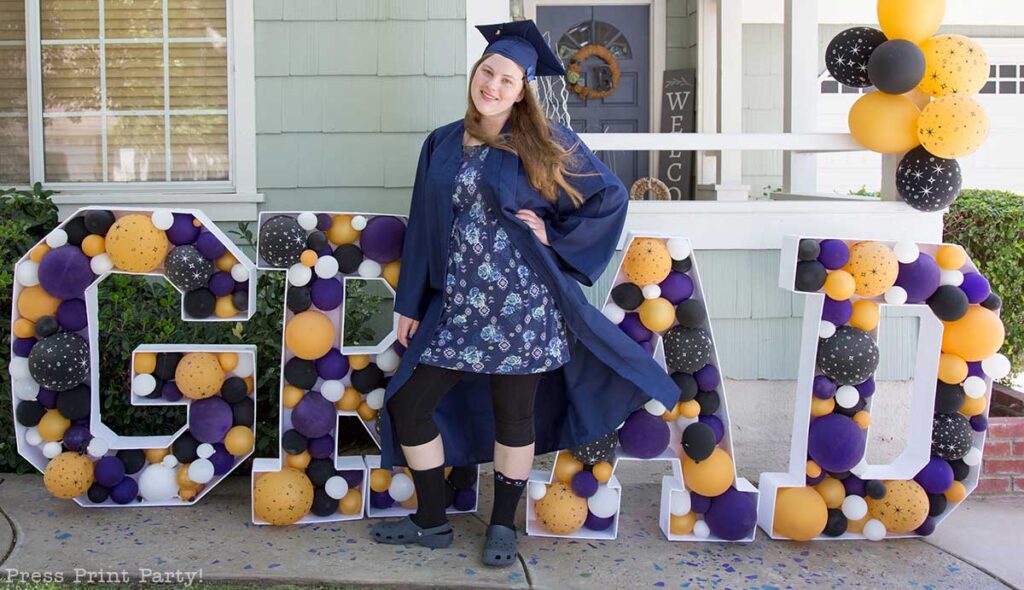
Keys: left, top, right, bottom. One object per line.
{"left": 470, "top": 53, "right": 526, "bottom": 117}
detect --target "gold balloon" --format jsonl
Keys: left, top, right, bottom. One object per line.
{"left": 878, "top": 0, "right": 945, "bottom": 45}
{"left": 356, "top": 401, "right": 377, "bottom": 421}
{"left": 623, "top": 238, "right": 672, "bottom": 285}
{"left": 823, "top": 269, "right": 856, "bottom": 301}
{"left": 534, "top": 482, "right": 589, "bottom": 535}
{"left": 960, "top": 394, "right": 987, "bottom": 417}
{"left": 348, "top": 354, "right": 370, "bottom": 370}
{"left": 253, "top": 468, "right": 314, "bottom": 525}
{"left": 370, "top": 468, "right": 392, "bottom": 493}
{"left": 849, "top": 300, "right": 880, "bottom": 332}
{"left": 81, "top": 234, "right": 106, "bottom": 257}
{"left": 217, "top": 352, "right": 238, "bottom": 372}
{"left": 327, "top": 214, "right": 360, "bottom": 245}
{"left": 811, "top": 396, "right": 836, "bottom": 418}
{"left": 935, "top": 244, "right": 966, "bottom": 270}
{"left": 44, "top": 452, "right": 95, "bottom": 499}
{"left": 592, "top": 461, "right": 613, "bottom": 483}
{"left": 105, "top": 214, "right": 169, "bottom": 273}
{"left": 214, "top": 295, "right": 238, "bottom": 318}
{"left": 773, "top": 486, "right": 827, "bottom": 541}
{"left": 844, "top": 242, "right": 899, "bottom": 297}
{"left": 682, "top": 447, "right": 734, "bottom": 497}
{"left": 224, "top": 425, "right": 254, "bottom": 455}
{"left": 918, "top": 35, "right": 989, "bottom": 97}
{"left": 175, "top": 352, "right": 225, "bottom": 399}
{"left": 336, "top": 387, "right": 361, "bottom": 411}
{"left": 814, "top": 477, "right": 846, "bottom": 510}
{"left": 285, "top": 310, "right": 335, "bottom": 360}
{"left": 849, "top": 92, "right": 921, "bottom": 154}
{"left": 866, "top": 479, "right": 929, "bottom": 533}
{"left": 283, "top": 384, "right": 305, "bottom": 409}
{"left": 918, "top": 95, "right": 989, "bottom": 159}
{"left": 340, "top": 488, "right": 363, "bottom": 515}
{"left": 383, "top": 261, "right": 401, "bottom": 289}
{"left": 639, "top": 297, "right": 676, "bottom": 332}
{"left": 135, "top": 352, "right": 157, "bottom": 374}
{"left": 554, "top": 452, "right": 584, "bottom": 484}
{"left": 942, "top": 306, "right": 1005, "bottom": 362}
{"left": 145, "top": 447, "right": 170, "bottom": 463}
{"left": 938, "top": 353, "right": 968, "bottom": 384}
{"left": 17, "top": 284, "right": 61, "bottom": 322}
{"left": 286, "top": 450, "right": 311, "bottom": 470}
{"left": 38, "top": 409, "right": 71, "bottom": 442}
{"left": 670, "top": 511, "right": 698, "bottom": 535}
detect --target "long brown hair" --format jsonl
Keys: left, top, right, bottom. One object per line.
{"left": 464, "top": 54, "right": 590, "bottom": 208}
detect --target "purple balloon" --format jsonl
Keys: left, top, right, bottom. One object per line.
{"left": 618, "top": 410, "right": 670, "bottom": 459}
{"left": 967, "top": 361, "right": 984, "bottom": 378}
{"left": 690, "top": 493, "right": 711, "bottom": 514}
{"left": 292, "top": 391, "right": 336, "bottom": 439}
{"left": 341, "top": 469, "right": 364, "bottom": 489}
{"left": 807, "top": 472, "right": 826, "bottom": 486}
{"left": 95, "top": 456, "right": 126, "bottom": 487}
{"left": 808, "top": 414, "right": 866, "bottom": 473}
{"left": 71, "top": 417, "right": 90, "bottom": 427}
{"left": 698, "top": 415, "right": 725, "bottom": 444}
{"left": 315, "top": 348, "right": 349, "bottom": 380}
{"left": 317, "top": 246, "right": 333, "bottom": 257}
{"left": 915, "top": 456, "right": 954, "bottom": 494}
{"left": 896, "top": 253, "right": 941, "bottom": 303}
{"left": 970, "top": 414, "right": 989, "bottom": 433}
{"left": 705, "top": 487, "right": 757, "bottom": 540}
{"left": 571, "top": 470, "right": 599, "bottom": 498}
{"left": 310, "top": 277, "right": 344, "bottom": 311}
{"left": 619, "top": 312, "right": 653, "bottom": 343}
{"left": 916, "top": 518, "right": 937, "bottom": 536}
{"left": 658, "top": 272, "right": 694, "bottom": 305}
{"left": 208, "top": 271, "right": 235, "bottom": 297}
{"left": 855, "top": 377, "right": 876, "bottom": 399}
{"left": 817, "top": 239, "right": 850, "bottom": 270}
{"left": 453, "top": 488, "right": 476, "bottom": 511}
{"left": 210, "top": 443, "right": 235, "bottom": 476}
{"left": 110, "top": 476, "right": 139, "bottom": 504}
{"left": 822, "top": 297, "right": 853, "bottom": 325}
{"left": 63, "top": 425, "right": 91, "bottom": 451}
{"left": 189, "top": 397, "right": 233, "bottom": 443}
{"left": 813, "top": 375, "right": 837, "bottom": 399}
{"left": 13, "top": 337, "right": 36, "bottom": 357}
{"left": 56, "top": 298, "right": 88, "bottom": 332}
{"left": 36, "top": 387, "right": 58, "bottom": 409}
{"left": 370, "top": 489, "right": 394, "bottom": 509}
{"left": 360, "top": 216, "right": 406, "bottom": 263}
{"left": 38, "top": 245, "right": 96, "bottom": 300}
{"left": 695, "top": 364, "right": 720, "bottom": 391}
{"left": 166, "top": 213, "right": 200, "bottom": 245}
{"left": 842, "top": 474, "right": 866, "bottom": 497}
{"left": 308, "top": 435, "right": 334, "bottom": 459}
{"left": 195, "top": 231, "right": 227, "bottom": 260}
{"left": 960, "top": 272, "right": 991, "bottom": 304}
{"left": 584, "top": 511, "right": 615, "bottom": 531}
{"left": 316, "top": 213, "right": 332, "bottom": 231}
{"left": 161, "top": 381, "right": 182, "bottom": 402}
{"left": 233, "top": 280, "right": 249, "bottom": 293}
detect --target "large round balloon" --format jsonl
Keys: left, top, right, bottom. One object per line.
{"left": 571, "top": 431, "right": 618, "bottom": 465}
{"left": 773, "top": 486, "right": 828, "bottom": 541}
{"left": 849, "top": 92, "right": 921, "bottom": 154}
{"left": 704, "top": 487, "right": 757, "bottom": 541}
{"left": 38, "top": 245, "right": 96, "bottom": 299}
{"left": 867, "top": 479, "right": 929, "bottom": 533}
{"left": 534, "top": 482, "right": 589, "bottom": 535}
{"left": 682, "top": 447, "right": 734, "bottom": 497}
{"left": 165, "top": 245, "right": 215, "bottom": 292}
{"left": 896, "top": 252, "right": 941, "bottom": 303}
{"left": 189, "top": 396, "right": 234, "bottom": 443}
{"left": 259, "top": 215, "right": 307, "bottom": 267}
{"left": 844, "top": 241, "right": 898, "bottom": 297}
{"left": 175, "top": 352, "right": 225, "bottom": 400}
{"left": 825, "top": 27, "right": 887, "bottom": 88}
{"left": 896, "top": 146, "right": 962, "bottom": 212}
{"left": 285, "top": 310, "right": 336, "bottom": 360}
{"left": 663, "top": 326, "right": 712, "bottom": 373}
{"left": 941, "top": 305, "right": 1005, "bottom": 362}
{"left": 360, "top": 216, "right": 405, "bottom": 263}
{"left": 623, "top": 238, "right": 672, "bottom": 285}
{"left": 918, "top": 35, "right": 989, "bottom": 97}
{"left": 618, "top": 410, "right": 670, "bottom": 459}
{"left": 253, "top": 468, "right": 314, "bottom": 525}
{"left": 931, "top": 413, "right": 973, "bottom": 461}
{"left": 877, "top": 0, "right": 945, "bottom": 45}
{"left": 808, "top": 413, "right": 866, "bottom": 473}
{"left": 817, "top": 326, "right": 880, "bottom": 386}
{"left": 28, "top": 332, "right": 89, "bottom": 391}
{"left": 105, "top": 214, "right": 169, "bottom": 273}
{"left": 18, "top": 284, "right": 61, "bottom": 322}
{"left": 868, "top": 39, "right": 926, "bottom": 95}
{"left": 292, "top": 391, "right": 336, "bottom": 439}
{"left": 44, "top": 451, "right": 95, "bottom": 499}
{"left": 918, "top": 95, "right": 989, "bottom": 159}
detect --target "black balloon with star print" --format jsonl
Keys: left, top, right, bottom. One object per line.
{"left": 825, "top": 27, "right": 888, "bottom": 88}
{"left": 896, "top": 146, "right": 962, "bottom": 212}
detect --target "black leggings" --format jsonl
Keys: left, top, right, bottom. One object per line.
{"left": 387, "top": 363, "right": 541, "bottom": 448}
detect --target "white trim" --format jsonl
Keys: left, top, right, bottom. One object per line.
{"left": 25, "top": 0, "right": 43, "bottom": 183}
{"left": 742, "top": 0, "right": 1024, "bottom": 25}
{"left": 782, "top": 0, "right": 818, "bottom": 194}
{"left": 579, "top": 132, "right": 858, "bottom": 151}
{"left": 39, "top": 37, "right": 226, "bottom": 45}
{"left": 51, "top": 192, "right": 264, "bottom": 222}
{"left": 231, "top": 0, "right": 257, "bottom": 196}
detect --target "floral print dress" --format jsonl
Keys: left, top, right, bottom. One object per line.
{"left": 418, "top": 143, "right": 571, "bottom": 374}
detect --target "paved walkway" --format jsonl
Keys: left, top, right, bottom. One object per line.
{"left": 0, "top": 462, "right": 1017, "bottom": 589}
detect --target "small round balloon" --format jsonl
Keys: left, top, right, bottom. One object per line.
{"left": 253, "top": 468, "right": 314, "bottom": 525}
{"left": 105, "top": 214, "right": 169, "bottom": 273}
{"left": 165, "top": 245, "right": 215, "bottom": 292}
{"left": 918, "top": 35, "right": 989, "bottom": 97}
{"left": 259, "top": 215, "right": 307, "bottom": 267}
{"left": 868, "top": 39, "right": 926, "bottom": 95}
{"left": 663, "top": 326, "right": 712, "bottom": 374}
{"left": 534, "top": 482, "right": 589, "bottom": 535}
{"left": 918, "top": 95, "right": 989, "bottom": 159}
{"left": 849, "top": 92, "right": 921, "bottom": 154}
{"left": 896, "top": 146, "right": 962, "bottom": 212}
{"left": 817, "top": 326, "right": 880, "bottom": 386}
{"left": 623, "top": 238, "right": 672, "bottom": 285}
{"left": 844, "top": 241, "right": 898, "bottom": 297}
{"left": 877, "top": 0, "right": 945, "bottom": 45}
{"left": 29, "top": 332, "right": 89, "bottom": 391}
{"left": 825, "top": 27, "right": 887, "bottom": 88}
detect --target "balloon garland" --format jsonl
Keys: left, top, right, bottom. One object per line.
{"left": 251, "top": 211, "right": 480, "bottom": 525}
{"left": 759, "top": 236, "right": 1007, "bottom": 541}
{"left": 526, "top": 234, "right": 759, "bottom": 542}
{"left": 9, "top": 207, "right": 257, "bottom": 507}
{"left": 831, "top": 1, "right": 991, "bottom": 212}
{"left": 566, "top": 44, "right": 621, "bottom": 101}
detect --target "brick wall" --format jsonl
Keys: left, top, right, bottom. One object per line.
{"left": 980, "top": 417, "right": 1024, "bottom": 494}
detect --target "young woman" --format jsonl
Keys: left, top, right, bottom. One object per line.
{"left": 372, "top": 20, "right": 679, "bottom": 566}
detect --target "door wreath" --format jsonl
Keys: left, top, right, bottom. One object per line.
{"left": 566, "top": 44, "right": 621, "bottom": 100}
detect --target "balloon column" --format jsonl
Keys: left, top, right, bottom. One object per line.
{"left": 526, "top": 234, "right": 759, "bottom": 542}
{"left": 251, "top": 211, "right": 480, "bottom": 525}
{"left": 760, "top": 236, "right": 1008, "bottom": 541}
{"left": 9, "top": 207, "right": 258, "bottom": 506}
{"left": 833, "top": 0, "right": 990, "bottom": 212}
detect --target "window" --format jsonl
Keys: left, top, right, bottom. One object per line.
{"left": 0, "top": 0, "right": 29, "bottom": 183}
{"left": 980, "top": 63, "right": 1022, "bottom": 95}
{"left": 556, "top": 19, "right": 633, "bottom": 63}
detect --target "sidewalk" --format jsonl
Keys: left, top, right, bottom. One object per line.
{"left": 0, "top": 461, "right": 1018, "bottom": 589}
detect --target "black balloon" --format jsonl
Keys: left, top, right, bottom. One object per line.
{"left": 927, "top": 285, "right": 969, "bottom": 322}
{"left": 88, "top": 483, "right": 110, "bottom": 503}
{"left": 307, "top": 458, "right": 336, "bottom": 487}
{"left": 28, "top": 332, "right": 89, "bottom": 391}
{"left": 144, "top": 379, "right": 164, "bottom": 399}
{"left": 682, "top": 422, "right": 716, "bottom": 462}
{"left": 311, "top": 488, "right": 337, "bottom": 517}
{"left": 672, "top": 372, "right": 698, "bottom": 402}
{"left": 64, "top": 215, "right": 90, "bottom": 247}
{"left": 897, "top": 146, "right": 962, "bottom": 212}
{"left": 865, "top": 479, "right": 887, "bottom": 500}
{"left": 232, "top": 290, "right": 249, "bottom": 312}
{"left": 927, "top": 492, "right": 947, "bottom": 517}
{"left": 283, "top": 429, "right": 308, "bottom": 454}
{"left": 153, "top": 352, "right": 182, "bottom": 381}
{"left": 825, "top": 27, "right": 887, "bottom": 88}
{"left": 84, "top": 209, "right": 116, "bottom": 235}
{"left": 16, "top": 400, "right": 46, "bottom": 427}
{"left": 56, "top": 384, "right": 91, "bottom": 420}
{"left": 935, "top": 381, "right": 966, "bottom": 414}
{"left": 675, "top": 299, "right": 706, "bottom": 328}
{"left": 34, "top": 315, "right": 60, "bottom": 338}
{"left": 284, "top": 357, "right": 318, "bottom": 389}
{"left": 571, "top": 431, "right": 618, "bottom": 465}
{"left": 695, "top": 390, "right": 720, "bottom": 416}
{"left": 287, "top": 285, "right": 312, "bottom": 313}
{"left": 165, "top": 245, "right": 215, "bottom": 292}
{"left": 351, "top": 364, "right": 384, "bottom": 393}
{"left": 184, "top": 288, "right": 216, "bottom": 318}
{"left": 663, "top": 326, "right": 712, "bottom": 373}
{"left": 611, "top": 282, "right": 644, "bottom": 311}
{"left": 816, "top": 326, "right": 880, "bottom": 386}
{"left": 232, "top": 397, "right": 255, "bottom": 426}
{"left": 795, "top": 261, "right": 827, "bottom": 292}
{"left": 221, "top": 377, "right": 248, "bottom": 404}
{"left": 824, "top": 509, "right": 849, "bottom": 537}
{"left": 868, "top": 39, "right": 926, "bottom": 94}
{"left": 449, "top": 465, "right": 478, "bottom": 489}
{"left": 798, "top": 239, "right": 821, "bottom": 261}
{"left": 949, "top": 458, "right": 970, "bottom": 481}
{"left": 172, "top": 431, "right": 200, "bottom": 463}
{"left": 833, "top": 397, "right": 867, "bottom": 418}
{"left": 259, "top": 215, "right": 307, "bottom": 267}
{"left": 333, "top": 244, "right": 364, "bottom": 274}
{"left": 672, "top": 257, "right": 692, "bottom": 273}
{"left": 932, "top": 413, "right": 973, "bottom": 460}
{"left": 981, "top": 292, "right": 1002, "bottom": 311}
{"left": 117, "top": 449, "right": 146, "bottom": 474}
{"left": 306, "top": 230, "right": 329, "bottom": 252}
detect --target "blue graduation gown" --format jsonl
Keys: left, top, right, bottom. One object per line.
{"left": 379, "top": 118, "right": 680, "bottom": 469}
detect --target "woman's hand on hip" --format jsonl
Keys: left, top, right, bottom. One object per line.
{"left": 397, "top": 314, "right": 420, "bottom": 348}
{"left": 515, "top": 208, "right": 549, "bottom": 246}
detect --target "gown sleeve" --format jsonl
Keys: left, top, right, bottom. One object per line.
{"left": 543, "top": 124, "right": 629, "bottom": 287}
{"left": 393, "top": 131, "right": 436, "bottom": 321}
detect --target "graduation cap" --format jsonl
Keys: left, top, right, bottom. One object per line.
{"left": 475, "top": 20, "right": 566, "bottom": 81}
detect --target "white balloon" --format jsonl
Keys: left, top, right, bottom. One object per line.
{"left": 351, "top": 215, "right": 368, "bottom": 231}
{"left": 46, "top": 229, "right": 68, "bottom": 249}
{"left": 835, "top": 386, "right": 860, "bottom": 409}
{"left": 358, "top": 259, "right": 381, "bottom": 278}
{"left": 43, "top": 441, "right": 63, "bottom": 459}
{"left": 670, "top": 490, "right": 691, "bottom": 516}
{"left": 314, "top": 255, "right": 339, "bottom": 279}
{"left": 139, "top": 464, "right": 178, "bottom": 502}
{"left": 297, "top": 212, "right": 318, "bottom": 231}
{"left": 13, "top": 378, "right": 40, "bottom": 401}
{"left": 25, "top": 427, "right": 43, "bottom": 446}
{"left": 982, "top": 354, "right": 1011, "bottom": 380}
{"left": 388, "top": 472, "right": 415, "bottom": 502}
{"left": 666, "top": 238, "right": 691, "bottom": 261}
{"left": 162, "top": 455, "right": 179, "bottom": 468}
{"left": 602, "top": 303, "right": 625, "bottom": 324}
{"left": 693, "top": 520, "right": 711, "bottom": 538}
{"left": 9, "top": 357, "right": 30, "bottom": 380}
{"left": 87, "top": 437, "right": 110, "bottom": 458}
{"left": 321, "top": 380, "right": 344, "bottom": 402}
{"left": 528, "top": 482, "right": 547, "bottom": 501}
{"left": 234, "top": 353, "right": 255, "bottom": 378}
{"left": 818, "top": 321, "right": 836, "bottom": 339}
{"left": 587, "top": 485, "right": 618, "bottom": 518}
{"left": 884, "top": 286, "right": 908, "bottom": 305}
{"left": 197, "top": 443, "right": 215, "bottom": 459}
{"left": 90, "top": 253, "right": 114, "bottom": 274}
{"left": 893, "top": 242, "right": 920, "bottom": 264}
{"left": 188, "top": 458, "right": 215, "bottom": 485}
{"left": 939, "top": 269, "right": 964, "bottom": 287}
{"left": 962, "top": 376, "right": 987, "bottom": 399}
{"left": 325, "top": 475, "right": 349, "bottom": 500}
{"left": 963, "top": 447, "right": 983, "bottom": 467}
{"left": 644, "top": 399, "right": 667, "bottom": 416}
{"left": 863, "top": 519, "right": 887, "bottom": 541}
{"left": 841, "top": 495, "right": 868, "bottom": 521}
{"left": 288, "top": 263, "right": 312, "bottom": 287}
{"left": 151, "top": 209, "right": 174, "bottom": 230}
{"left": 231, "top": 263, "right": 250, "bottom": 283}
{"left": 642, "top": 284, "right": 662, "bottom": 300}
{"left": 366, "top": 388, "right": 385, "bottom": 410}
{"left": 376, "top": 348, "right": 400, "bottom": 373}
{"left": 15, "top": 261, "right": 39, "bottom": 286}
{"left": 133, "top": 373, "right": 157, "bottom": 397}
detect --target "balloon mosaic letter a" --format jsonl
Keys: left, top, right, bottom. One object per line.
{"left": 9, "top": 207, "right": 258, "bottom": 506}
{"left": 525, "top": 234, "right": 759, "bottom": 542}
{"left": 759, "top": 236, "right": 1008, "bottom": 541}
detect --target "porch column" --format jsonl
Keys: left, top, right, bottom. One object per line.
{"left": 782, "top": 0, "right": 818, "bottom": 195}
